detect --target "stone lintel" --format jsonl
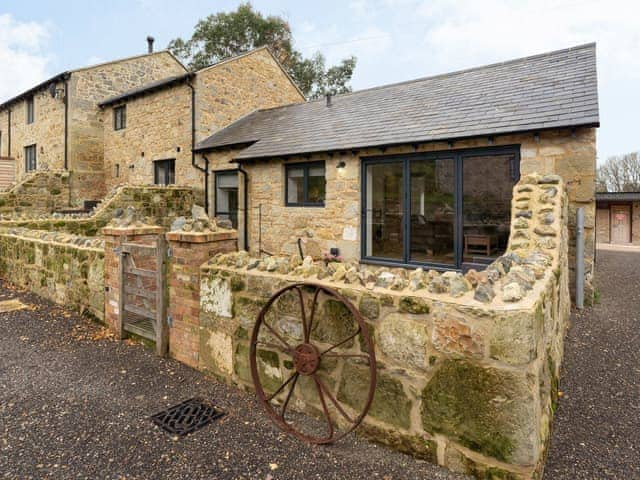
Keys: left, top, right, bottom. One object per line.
{"left": 165, "top": 230, "right": 237, "bottom": 243}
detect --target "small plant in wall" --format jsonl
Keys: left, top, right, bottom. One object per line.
{"left": 322, "top": 251, "right": 343, "bottom": 265}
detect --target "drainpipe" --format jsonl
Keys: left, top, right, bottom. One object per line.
{"left": 186, "top": 79, "right": 209, "bottom": 213}
{"left": 63, "top": 76, "right": 69, "bottom": 170}
{"left": 576, "top": 207, "right": 585, "bottom": 309}
{"left": 237, "top": 165, "right": 249, "bottom": 251}
{"left": 7, "top": 109, "right": 11, "bottom": 157}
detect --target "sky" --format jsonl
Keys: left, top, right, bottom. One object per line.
{"left": 1, "top": 0, "right": 639, "bottom": 163}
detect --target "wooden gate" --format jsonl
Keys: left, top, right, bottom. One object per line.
{"left": 117, "top": 235, "right": 168, "bottom": 356}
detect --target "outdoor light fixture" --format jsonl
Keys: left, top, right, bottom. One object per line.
{"left": 534, "top": 132, "right": 540, "bottom": 142}
{"left": 336, "top": 160, "right": 346, "bottom": 169}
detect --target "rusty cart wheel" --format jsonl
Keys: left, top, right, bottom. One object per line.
{"left": 249, "top": 282, "right": 376, "bottom": 444}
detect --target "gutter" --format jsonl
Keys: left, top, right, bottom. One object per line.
{"left": 63, "top": 75, "right": 69, "bottom": 170}
{"left": 7, "top": 109, "right": 11, "bottom": 157}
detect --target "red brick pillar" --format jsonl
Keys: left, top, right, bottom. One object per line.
{"left": 165, "top": 230, "right": 238, "bottom": 368}
{"left": 102, "top": 226, "right": 165, "bottom": 338}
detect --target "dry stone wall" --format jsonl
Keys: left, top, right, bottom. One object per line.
{"left": 197, "top": 174, "right": 569, "bottom": 479}
{"left": 0, "top": 185, "right": 195, "bottom": 236}
{"left": 0, "top": 227, "right": 104, "bottom": 319}
{"left": 0, "top": 170, "right": 70, "bottom": 215}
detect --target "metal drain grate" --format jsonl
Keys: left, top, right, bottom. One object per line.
{"left": 151, "top": 398, "right": 225, "bottom": 436}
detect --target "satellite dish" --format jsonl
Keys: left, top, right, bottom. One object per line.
{"left": 48, "top": 83, "right": 57, "bottom": 98}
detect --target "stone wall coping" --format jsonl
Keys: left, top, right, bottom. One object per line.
{"left": 202, "top": 261, "right": 555, "bottom": 313}
{"left": 166, "top": 230, "right": 238, "bottom": 243}
{"left": 102, "top": 226, "right": 165, "bottom": 236}
{"left": 0, "top": 231, "right": 105, "bottom": 253}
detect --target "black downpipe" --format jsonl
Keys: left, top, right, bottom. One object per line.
{"left": 187, "top": 80, "right": 209, "bottom": 213}
{"left": 7, "top": 109, "right": 11, "bottom": 157}
{"left": 63, "top": 77, "right": 69, "bottom": 170}
{"left": 237, "top": 166, "right": 249, "bottom": 251}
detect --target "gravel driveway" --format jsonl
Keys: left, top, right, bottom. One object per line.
{"left": 0, "top": 282, "right": 467, "bottom": 480}
{"left": 544, "top": 246, "right": 640, "bottom": 479}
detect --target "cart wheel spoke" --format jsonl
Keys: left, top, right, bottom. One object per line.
{"left": 256, "top": 340, "right": 293, "bottom": 356}
{"left": 323, "top": 352, "right": 371, "bottom": 364}
{"left": 262, "top": 320, "right": 293, "bottom": 351}
{"left": 314, "top": 374, "right": 354, "bottom": 424}
{"left": 281, "top": 373, "right": 299, "bottom": 419}
{"left": 266, "top": 371, "right": 299, "bottom": 402}
{"left": 294, "top": 286, "right": 309, "bottom": 343}
{"left": 305, "top": 287, "right": 321, "bottom": 342}
{"left": 314, "top": 375, "right": 334, "bottom": 439}
{"left": 320, "top": 327, "right": 361, "bottom": 356}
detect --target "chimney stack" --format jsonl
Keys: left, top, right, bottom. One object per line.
{"left": 146, "top": 36, "right": 155, "bottom": 54}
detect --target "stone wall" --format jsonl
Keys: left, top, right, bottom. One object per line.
{"left": 195, "top": 174, "right": 570, "bottom": 479}
{"left": 633, "top": 202, "right": 640, "bottom": 244}
{"left": 208, "top": 127, "right": 595, "bottom": 303}
{"left": 193, "top": 47, "right": 304, "bottom": 142}
{"left": 67, "top": 51, "right": 187, "bottom": 204}
{"left": 0, "top": 170, "right": 71, "bottom": 215}
{"left": 102, "top": 84, "right": 194, "bottom": 194}
{"left": 0, "top": 227, "right": 104, "bottom": 319}
{"left": 0, "top": 185, "right": 195, "bottom": 236}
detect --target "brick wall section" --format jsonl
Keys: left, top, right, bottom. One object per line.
{"left": 207, "top": 127, "right": 596, "bottom": 303}
{"left": 165, "top": 230, "right": 238, "bottom": 368}
{"left": 0, "top": 170, "right": 71, "bottom": 215}
{"left": 103, "top": 226, "right": 165, "bottom": 337}
{"left": 0, "top": 230, "right": 104, "bottom": 319}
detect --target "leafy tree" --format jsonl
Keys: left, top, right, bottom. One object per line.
{"left": 169, "top": 3, "right": 356, "bottom": 99}
{"left": 596, "top": 151, "right": 640, "bottom": 192}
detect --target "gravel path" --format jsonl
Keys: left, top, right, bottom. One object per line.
{"left": 544, "top": 246, "right": 640, "bottom": 479}
{"left": 0, "top": 282, "right": 468, "bottom": 480}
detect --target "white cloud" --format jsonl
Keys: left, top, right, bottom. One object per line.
{"left": 0, "top": 14, "right": 52, "bottom": 101}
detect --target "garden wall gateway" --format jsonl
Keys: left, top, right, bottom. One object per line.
{"left": 194, "top": 174, "right": 569, "bottom": 479}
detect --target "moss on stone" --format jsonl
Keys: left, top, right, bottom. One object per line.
{"left": 338, "top": 362, "right": 411, "bottom": 429}
{"left": 421, "top": 359, "right": 534, "bottom": 463}
{"left": 359, "top": 423, "right": 437, "bottom": 462}
{"left": 359, "top": 294, "right": 380, "bottom": 320}
{"left": 399, "top": 296, "right": 430, "bottom": 314}
{"left": 312, "top": 299, "right": 356, "bottom": 347}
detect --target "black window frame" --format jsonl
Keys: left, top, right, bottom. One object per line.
{"left": 285, "top": 161, "right": 326, "bottom": 207}
{"left": 153, "top": 158, "right": 175, "bottom": 185}
{"left": 360, "top": 145, "right": 520, "bottom": 272}
{"left": 214, "top": 169, "right": 240, "bottom": 228}
{"left": 113, "top": 105, "right": 126, "bottom": 130}
{"left": 26, "top": 96, "right": 34, "bottom": 124}
{"left": 24, "top": 144, "right": 37, "bottom": 172}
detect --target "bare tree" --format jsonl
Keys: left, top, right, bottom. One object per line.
{"left": 596, "top": 151, "right": 640, "bottom": 192}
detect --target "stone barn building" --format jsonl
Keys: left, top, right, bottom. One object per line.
{"left": 0, "top": 48, "right": 187, "bottom": 205}
{"left": 97, "top": 47, "right": 304, "bottom": 208}
{"left": 596, "top": 192, "right": 640, "bottom": 244}
{"left": 195, "top": 43, "right": 599, "bottom": 301}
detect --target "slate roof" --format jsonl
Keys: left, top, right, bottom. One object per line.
{"left": 195, "top": 43, "right": 599, "bottom": 160}
{"left": 596, "top": 192, "right": 640, "bottom": 202}
{"left": 98, "top": 73, "right": 194, "bottom": 107}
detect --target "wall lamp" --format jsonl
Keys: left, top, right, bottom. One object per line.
{"left": 336, "top": 160, "right": 346, "bottom": 169}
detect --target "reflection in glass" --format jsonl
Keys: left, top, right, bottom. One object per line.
{"left": 462, "top": 154, "right": 515, "bottom": 264}
{"left": 287, "top": 167, "right": 304, "bottom": 204}
{"left": 365, "top": 162, "right": 403, "bottom": 260}
{"left": 409, "top": 158, "right": 455, "bottom": 264}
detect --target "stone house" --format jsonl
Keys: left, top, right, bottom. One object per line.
{"left": 98, "top": 47, "right": 305, "bottom": 210}
{"left": 0, "top": 47, "right": 186, "bottom": 205}
{"left": 596, "top": 192, "right": 640, "bottom": 244}
{"left": 195, "top": 43, "right": 599, "bottom": 300}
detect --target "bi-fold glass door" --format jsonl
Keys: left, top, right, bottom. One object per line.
{"left": 362, "top": 146, "right": 519, "bottom": 270}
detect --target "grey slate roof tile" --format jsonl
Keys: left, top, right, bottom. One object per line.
{"left": 196, "top": 43, "right": 599, "bottom": 160}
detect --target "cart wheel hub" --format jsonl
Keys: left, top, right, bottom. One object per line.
{"left": 293, "top": 343, "right": 320, "bottom": 375}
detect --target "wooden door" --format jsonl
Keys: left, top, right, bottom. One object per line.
{"left": 610, "top": 205, "right": 631, "bottom": 244}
